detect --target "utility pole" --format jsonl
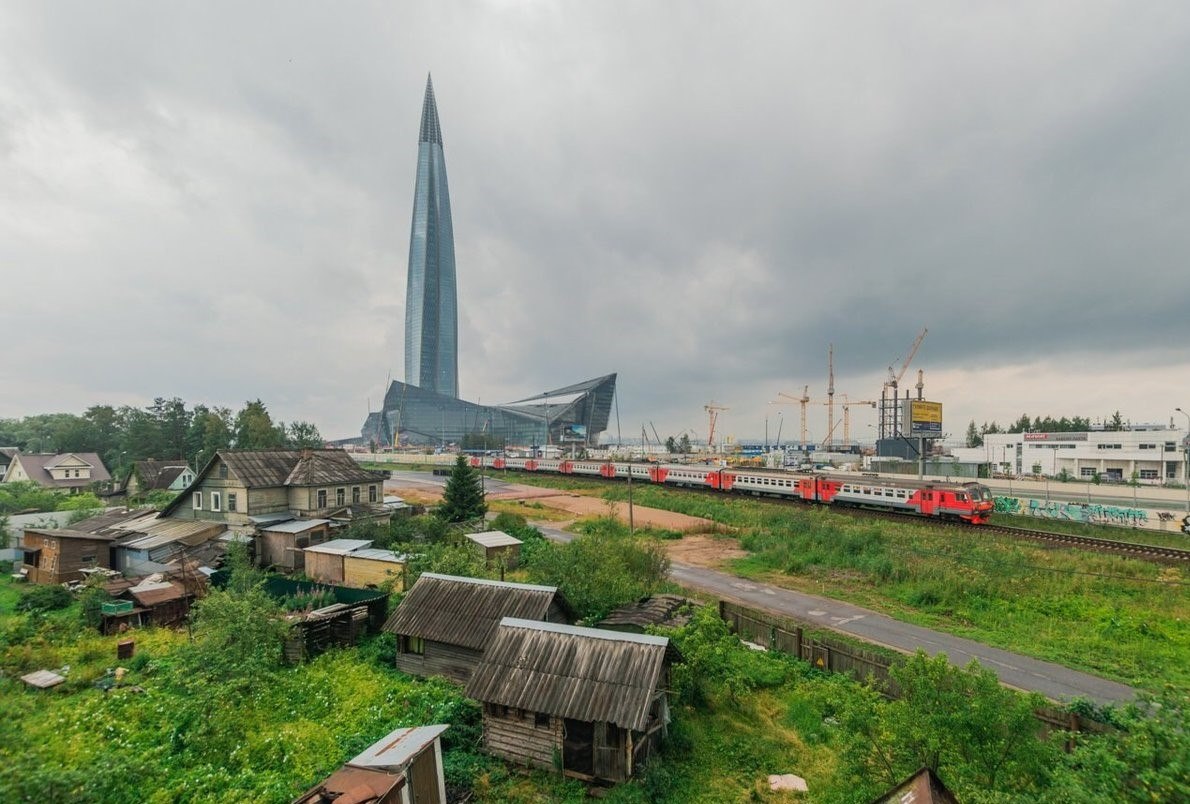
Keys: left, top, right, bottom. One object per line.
{"left": 826, "top": 344, "right": 835, "bottom": 452}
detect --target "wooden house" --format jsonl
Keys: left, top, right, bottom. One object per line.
{"left": 293, "top": 724, "right": 448, "bottom": 804}
{"left": 465, "top": 530, "right": 522, "bottom": 568}
{"left": 160, "top": 449, "right": 389, "bottom": 528}
{"left": 124, "top": 459, "right": 195, "bottom": 496}
{"left": 3, "top": 452, "right": 111, "bottom": 493}
{"left": 383, "top": 573, "right": 572, "bottom": 684}
{"left": 21, "top": 528, "right": 118, "bottom": 584}
{"left": 257, "top": 519, "right": 332, "bottom": 571}
{"left": 465, "top": 618, "right": 679, "bottom": 784}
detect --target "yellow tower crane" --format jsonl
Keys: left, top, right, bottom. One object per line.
{"left": 705, "top": 402, "right": 729, "bottom": 452}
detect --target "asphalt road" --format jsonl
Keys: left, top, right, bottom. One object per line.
{"left": 532, "top": 521, "right": 1136, "bottom": 705}
{"left": 386, "top": 469, "right": 1137, "bottom": 704}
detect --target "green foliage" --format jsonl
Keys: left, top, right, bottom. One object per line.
{"left": 175, "top": 544, "right": 288, "bottom": 691}
{"left": 233, "top": 399, "right": 286, "bottom": 450}
{"left": 17, "top": 584, "right": 73, "bottom": 613}
{"left": 524, "top": 517, "right": 669, "bottom": 621}
{"left": 401, "top": 542, "right": 489, "bottom": 585}
{"left": 436, "top": 455, "right": 487, "bottom": 523}
{"left": 828, "top": 651, "right": 1058, "bottom": 800}
{"left": 285, "top": 420, "right": 323, "bottom": 449}
{"left": 0, "top": 481, "right": 69, "bottom": 515}
{"left": 668, "top": 604, "right": 792, "bottom": 705}
{"left": 78, "top": 579, "right": 110, "bottom": 629}
{"left": 277, "top": 588, "right": 335, "bottom": 613}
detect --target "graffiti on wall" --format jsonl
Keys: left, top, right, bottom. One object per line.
{"left": 993, "top": 496, "right": 1149, "bottom": 526}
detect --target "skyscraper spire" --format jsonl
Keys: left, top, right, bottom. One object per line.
{"left": 405, "top": 73, "right": 459, "bottom": 398}
{"left": 419, "top": 73, "right": 442, "bottom": 145}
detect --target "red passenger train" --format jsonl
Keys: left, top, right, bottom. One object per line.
{"left": 469, "top": 456, "right": 995, "bottom": 525}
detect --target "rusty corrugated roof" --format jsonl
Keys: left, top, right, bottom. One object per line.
{"left": 464, "top": 618, "right": 673, "bottom": 732}
{"left": 382, "top": 573, "right": 569, "bottom": 650}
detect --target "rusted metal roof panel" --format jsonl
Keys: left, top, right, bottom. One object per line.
{"left": 382, "top": 573, "right": 567, "bottom": 650}
{"left": 464, "top": 618, "right": 671, "bottom": 732}
{"left": 291, "top": 766, "right": 405, "bottom": 804}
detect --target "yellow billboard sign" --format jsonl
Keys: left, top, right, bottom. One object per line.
{"left": 910, "top": 401, "right": 942, "bottom": 424}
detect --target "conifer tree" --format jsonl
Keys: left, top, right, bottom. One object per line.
{"left": 437, "top": 454, "right": 486, "bottom": 523}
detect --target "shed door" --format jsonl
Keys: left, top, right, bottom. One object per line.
{"left": 563, "top": 718, "right": 594, "bottom": 776}
{"left": 408, "top": 747, "right": 443, "bottom": 804}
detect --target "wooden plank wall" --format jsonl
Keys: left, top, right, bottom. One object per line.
{"left": 483, "top": 711, "right": 561, "bottom": 770}
{"left": 396, "top": 641, "right": 482, "bottom": 683}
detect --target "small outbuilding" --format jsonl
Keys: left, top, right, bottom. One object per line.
{"left": 465, "top": 530, "right": 522, "bottom": 568}
{"left": 301, "top": 538, "right": 373, "bottom": 584}
{"left": 293, "top": 724, "right": 449, "bottom": 804}
{"left": 870, "top": 767, "right": 960, "bottom": 804}
{"left": 465, "top": 617, "right": 679, "bottom": 784}
{"left": 343, "top": 548, "right": 406, "bottom": 590}
{"left": 257, "top": 518, "right": 331, "bottom": 571}
{"left": 383, "top": 573, "right": 572, "bottom": 683}
{"left": 597, "top": 594, "right": 697, "bottom": 633}
{"left": 21, "top": 528, "right": 118, "bottom": 584}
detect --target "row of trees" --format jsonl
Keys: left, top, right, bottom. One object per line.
{"left": 0, "top": 398, "right": 322, "bottom": 478}
{"left": 964, "top": 412, "right": 1126, "bottom": 447}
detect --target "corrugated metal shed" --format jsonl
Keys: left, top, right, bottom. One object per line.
{"left": 349, "top": 724, "right": 449, "bottom": 771}
{"left": 261, "top": 518, "right": 332, "bottom": 534}
{"left": 382, "top": 573, "right": 570, "bottom": 650}
{"left": 129, "top": 580, "right": 187, "bottom": 607}
{"left": 466, "top": 530, "right": 522, "bottom": 548}
{"left": 465, "top": 618, "right": 674, "bottom": 732}
{"left": 304, "top": 538, "right": 373, "bottom": 555}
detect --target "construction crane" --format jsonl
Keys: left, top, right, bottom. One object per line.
{"left": 705, "top": 402, "right": 729, "bottom": 452}
{"left": 880, "top": 327, "right": 928, "bottom": 440}
{"left": 837, "top": 394, "right": 879, "bottom": 447}
{"left": 773, "top": 384, "right": 812, "bottom": 453}
{"left": 826, "top": 344, "right": 836, "bottom": 451}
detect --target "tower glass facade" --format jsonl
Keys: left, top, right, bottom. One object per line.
{"left": 405, "top": 74, "right": 459, "bottom": 398}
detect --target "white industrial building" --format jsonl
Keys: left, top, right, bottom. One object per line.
{"left": 951, "top": 425, "right": 1189, "bottom": 484}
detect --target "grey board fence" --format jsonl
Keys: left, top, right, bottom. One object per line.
{"left": 719, "top": 600, "right": 898, "bottom": 694}
{"left": 717, "top": 599, "right": 1114, "bottom": 737}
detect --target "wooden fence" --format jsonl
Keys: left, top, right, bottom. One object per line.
{"left": 717, "top": 599, "right": 1114, "bottom": 736}
{"left": 719, "top": 600, "right": 898, "bottom": 693}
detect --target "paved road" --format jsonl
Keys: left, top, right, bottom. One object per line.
{"left": 533, "top": 521, "right": 1136, "bottom": 705}
{"left": 384, "top": 469, "right": 1137, "bottom": 704}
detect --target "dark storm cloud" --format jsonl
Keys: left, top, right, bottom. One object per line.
{"left": 2, "top": 1, "right": 1189, "bottom": 438}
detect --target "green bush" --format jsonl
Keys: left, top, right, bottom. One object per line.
{"left": 17, "top": 584, "right": 73, "bottom": 613}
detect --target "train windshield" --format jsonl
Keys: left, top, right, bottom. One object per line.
{"left": 971, "top": 485, "right": 993, "bottom": 502}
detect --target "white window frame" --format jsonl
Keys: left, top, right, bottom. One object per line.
{"left": 193, "top": 491, "right": 202, "bottom": 510}
{"left": 211, "top": 491, "right": 222, "bottom": 512}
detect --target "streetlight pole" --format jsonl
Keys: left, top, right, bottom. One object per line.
{"left": 1176, "top": 408, "right": 1190, "bottom": 513}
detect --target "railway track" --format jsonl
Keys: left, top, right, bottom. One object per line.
{"left": 840, "top": 505, "right": 1190, "bottom": 564}
{"left": 504, "top": 472, "right": 1190, "bottom": 565}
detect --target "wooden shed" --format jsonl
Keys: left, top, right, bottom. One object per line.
{"left": 465, "top": 530, "right": 522, "bottom": 568}
{"left": 870, "top": 767, "right": 960, "bottom": 804}
{"left": 597, "top": 594, "right": 697, "bottom": 633}
{"left": 257, "top": 518, "right": 331, "bottom": 571}
{"left": 465, "top": 617, "right": 679, "bottom": 784}
{"left": 301, "top": 538, "right": 372, "bottom": 584}
{"left": 382, "top": 573, "right": 572, "bottom": 684}
{"left": 344, "top": 548, "right": 406, "bottom": 590}
{"left": 21, "top": 528, "right": 118, "bottom": 584}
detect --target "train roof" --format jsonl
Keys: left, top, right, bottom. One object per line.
{"left": 722, "top": 468, "right": 984, "bottom": 491}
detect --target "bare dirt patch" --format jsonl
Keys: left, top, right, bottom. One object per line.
{"left": 663, "top": 534, "right": 748, "bottom": 569}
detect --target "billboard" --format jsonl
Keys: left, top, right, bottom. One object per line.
{"left": 902, "top": 400, "right": 942, "bottom": 437}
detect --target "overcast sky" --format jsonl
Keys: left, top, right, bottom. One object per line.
{"left": 3, "top": 1, "right": 1189, "bottom": 444}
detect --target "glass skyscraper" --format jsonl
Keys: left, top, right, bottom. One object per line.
{"left": 405, "top": 74, "right": 459, "bottom": 398}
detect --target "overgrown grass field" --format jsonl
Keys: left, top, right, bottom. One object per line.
{"left": 499, "top": 474, "right": 1189, "bottom": 691}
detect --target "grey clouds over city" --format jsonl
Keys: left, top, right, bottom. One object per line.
{"left": 2, "top": 1, "right": 1189, "bottom": 442}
